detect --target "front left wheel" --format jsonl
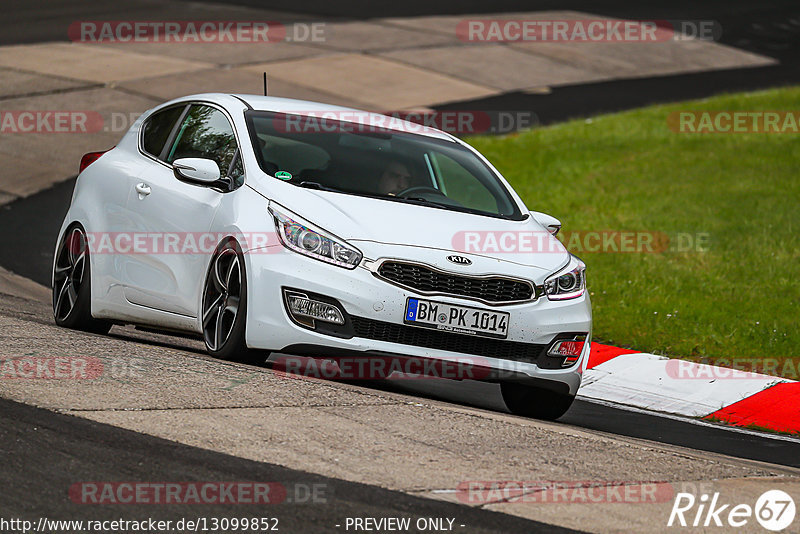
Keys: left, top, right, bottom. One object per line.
{"left": 52, "top": 225, "right": 111, "bottom": 334}
{"left": 202, "top": 240, "right": 265, "bottom": 364}
{"left": 501, "top": 382, "right": 575, "bottom": 421}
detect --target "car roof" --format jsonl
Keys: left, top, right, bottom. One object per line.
{"left": 229, "top": 93, "right": 455, "bottom": 142}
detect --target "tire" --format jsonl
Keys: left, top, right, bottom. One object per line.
{"left": 52, "top": 225, "right": 112, "bottom": 334}
{"left": 500, "top": 382, "right": 575, "bottom": 420}
{"left": 201, "top": 240, "right": 265, "bottom": 364}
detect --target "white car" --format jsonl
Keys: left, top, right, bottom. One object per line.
{"left": 53, "top": 93, "right": 591, "bottom": 419}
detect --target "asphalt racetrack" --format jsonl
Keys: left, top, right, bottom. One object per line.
{"left": 1, "top": 1, "right": 799, "bottom": 532}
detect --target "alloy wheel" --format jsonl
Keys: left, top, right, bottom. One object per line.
{"left": 202, "top": 248, "right": 242, "bottom": 351}
{"left": 53, "top": 228, "right": 87, "bottom": 322}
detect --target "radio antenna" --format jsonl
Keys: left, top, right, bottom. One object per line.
{"left": 263, "top": 72, "right": 268, "bottom": 96}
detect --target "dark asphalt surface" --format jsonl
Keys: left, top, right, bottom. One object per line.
{"left": 1, "top": 180, "right": 798, "bottom": 471}
{"left": 435, "top": 64, "right": 800, "bottom": 127}
{"left": 433, "top": 0, "right": 800, "bottom": 124}
{"left": 2, "top": 1, "right": 799, "bottom": 530}
{"left": 561, "top": 401, "right": 800, "bottom": 468}
{"left": 4, "top": 0, "right": 798, "bottom": 122}
{"left": 371, "top": 380, "right": 800, "bottom": 469}
{"left": 0, "top": 0, "right": 313, "bottom": 46}
{"left": 0, "top": 397, "right": 579, "bottom": 533}
{"left": 0, "top": 177, "right": 74, "bottom": 287}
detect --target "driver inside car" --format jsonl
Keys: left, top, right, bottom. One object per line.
{"left": 377, "top": 160, "right": 413, "bottom": 196}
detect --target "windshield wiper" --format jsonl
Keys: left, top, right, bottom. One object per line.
{"left": 294, "top": 184, "right": 518, "bottom": 220}
{"left": 397, "top": 195, "right": 460, "bottom": 210}
{"left": 388, "top": 195, "right": 516, "bottom": 219}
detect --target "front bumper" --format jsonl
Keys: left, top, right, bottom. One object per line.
{"left": 244, "top": 245, "right": 592, "bottom": 396}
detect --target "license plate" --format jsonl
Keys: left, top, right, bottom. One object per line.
{"left": 404, "top": 298, "right": 509, "bottom": 339}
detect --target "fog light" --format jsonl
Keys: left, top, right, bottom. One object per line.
{"left": 285, "top": 291, "right": 345, "bottom": 325}
{"left": 547, "top": 335, "right": 587, "bottom": 368}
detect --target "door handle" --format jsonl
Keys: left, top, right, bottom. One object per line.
{"left": 135, "top": 182, "right": 151, "bottom": 197}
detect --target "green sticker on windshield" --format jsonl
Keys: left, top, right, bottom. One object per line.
{"left": 275, "top": 171, "right": 292, "bottom": 180}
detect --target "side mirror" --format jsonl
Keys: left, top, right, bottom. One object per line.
{"left": 173, "top": 158, "right": 221, "bottom": 184}
{"left": 530, "top": 211, "right": 561, "bottom": 236}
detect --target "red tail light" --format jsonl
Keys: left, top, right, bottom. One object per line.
{"left": 79, "top": 148, "right": 112, "bottom": 173}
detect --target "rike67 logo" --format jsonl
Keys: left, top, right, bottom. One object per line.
{"left": 668, "top": 490, "right": 796, "bottom": 531}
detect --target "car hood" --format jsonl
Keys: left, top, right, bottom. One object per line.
{"left": 252, "top": 179, "right": 570, "bottom": 273}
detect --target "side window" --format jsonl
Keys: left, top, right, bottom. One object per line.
{"left": 166, "top": 105, "right": 240, "bottom": 182}
{"left": 430, "top": 152, "right": 499, "bottom": 213}
{"left": 141, "top": 106, "right": 185, "bottom": 159}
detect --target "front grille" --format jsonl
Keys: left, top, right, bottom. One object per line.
{"left": 351, "top": 316, "right": 545, "bottom": 362}
{"left": 376, "top": 261, "right": 534, "bottom": 303}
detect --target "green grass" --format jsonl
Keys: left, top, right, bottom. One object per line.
{"left": 466, "top": 87, "right": 800, "bottom": 372}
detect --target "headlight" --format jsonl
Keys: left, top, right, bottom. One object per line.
{"left": 269, "top": 203, "right": 363, "bottom": 269}
{"left": 544, "top": 255, "right": 586, "bottom": 300}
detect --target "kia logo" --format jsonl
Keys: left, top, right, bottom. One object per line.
{"left": 447, "top": 255, "right": 472, "bottom": 265}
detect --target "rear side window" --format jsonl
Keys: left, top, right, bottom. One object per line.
{"left": 141, "top": 106, "right": 185, "bottom": 158}
{"left": 166, "top": 105, "right": 238, "bottom": 179}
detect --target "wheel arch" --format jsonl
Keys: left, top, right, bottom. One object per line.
{"left": 197, "top": 232, "right": 249, "bottom": 333}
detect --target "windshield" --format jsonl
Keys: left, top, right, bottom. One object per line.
{"left": 244, "top": 111, "right": 524, "bottom": 220}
